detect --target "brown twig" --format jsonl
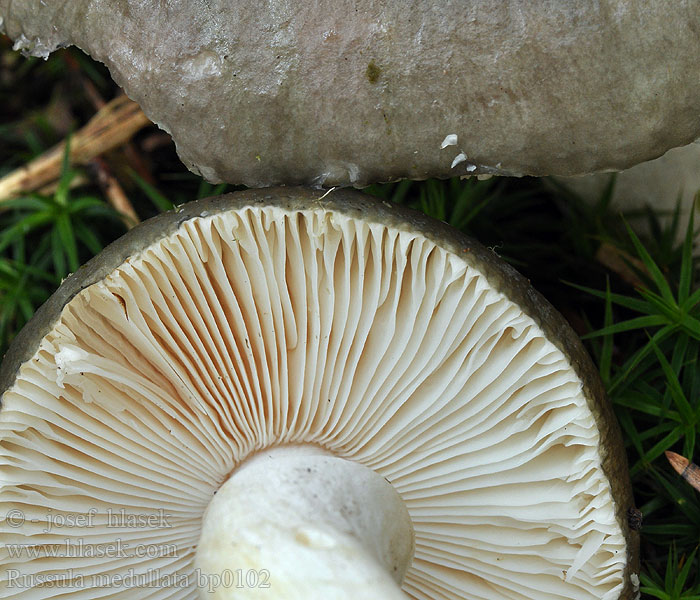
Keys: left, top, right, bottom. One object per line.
{"left": 61, "top": 51, "right": 157, "bottom": 187}
{"left": 90, "top": 157, "right": 140, "bottom": 229}
{"left": 665, "top": 451, "right": 700, "bottom": 492}
{"left": 595, "top": 241, "right": 647, "bottom": 289}
{"left": 0, "top": 94, "right": 152, "bottom": 202}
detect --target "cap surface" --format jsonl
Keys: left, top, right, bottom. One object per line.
{"left": 1, "top": 1, "right": 699, "bottom": 186}
{"left": 0, "top": 187, "right": 638, "bottom": 598}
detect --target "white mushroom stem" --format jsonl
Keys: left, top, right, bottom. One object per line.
{"left": 195, "top": 446, "right": 415, "bottom": 599}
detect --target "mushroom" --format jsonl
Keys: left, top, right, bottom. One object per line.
{"left": 1, "top": 2, "right": 698, "bottom": 186}
{"left": 553, "top": 140, "right": 700, "bottom": 244}
{"left": 0, "top": 187, "right": 638, "bottom": 598}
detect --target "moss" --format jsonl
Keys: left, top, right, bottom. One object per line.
{"left": 365, "top": 60, "right": 381, "bottom": 84}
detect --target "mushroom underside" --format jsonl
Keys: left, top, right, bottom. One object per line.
{"left": 0, "top": 196, "right": 633, "bottom": 599}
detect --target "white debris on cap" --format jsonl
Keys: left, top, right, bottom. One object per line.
{"left": 451, "top": 152, "right": 468, "bottom": 168}
{"left": 440, "top": 134, "right": 458, "bottom": 149}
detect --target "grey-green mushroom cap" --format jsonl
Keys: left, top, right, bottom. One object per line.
{"left": 1, "top": 1, "right": 699, "bottom": 187}
{"left": 0, "top": 188, "right": 638, "bottom": 598}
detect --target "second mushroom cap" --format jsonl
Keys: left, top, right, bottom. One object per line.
{"left": 2, "top": 1, "right": 699, "bottom": 186}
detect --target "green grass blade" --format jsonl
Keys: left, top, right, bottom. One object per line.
{"left": 682, "top": 287, "right": 700, "bottom": 312}
{"left": 74, "top": 221, "right": 103, "bottom": 256}
{"left": 636, "top": 289, "right": 700, "bottom": 339}
{"left": 582, "top": 314, "right": 669, "bottom": 339}
{"left": 631, "top": 428, "right": 683, "bottom": 475}
{"left": 614, "top": 394, "right": 680, "bottom": 420}
{"left": 0, "top": 195, "right": 51, "bottom": 212}
{"left": 624, "top": 220, "right": 676, "bottom": 305}
{"left": 673, "top": 546, "right": 698, "bottom": 596}
{"left": 196, "top": 180, "right": 229, "bottom": 199}
{"left": 610, "top": 324, "right": 676, "bottom": 392}
{"left": 648, "top": 337, "right": 695, "bottom": 425}
{"left": 55, "top": 136, "right": 75, "bottom": 207}
{"left": 678, "top": 205, "right": 695, "bottom": 305}
{"left": 617, "top": 409, "right": 643, "bottom": 456}
{"left": 565, "top": 281, "right": 650, "bottom": 313}
{"left": 129, "top": 168, "right": 174, "bottom": 212}
{"left": 55, "top": 213, "right": 79, "bottom": 273}
{"left": 50, "top": 227, "right": 67, "bottom": 278}
{"left": 599, "top": 278, "right": 614, "bottom": 386}
{"left": 595, "top": 173, "right": 617, "bottom": 214}
{"left": 67, "top": 196, "right": 109, "bottom": 213}
{"left": 0, "top": 212, "right": 54, "bottom": 253}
